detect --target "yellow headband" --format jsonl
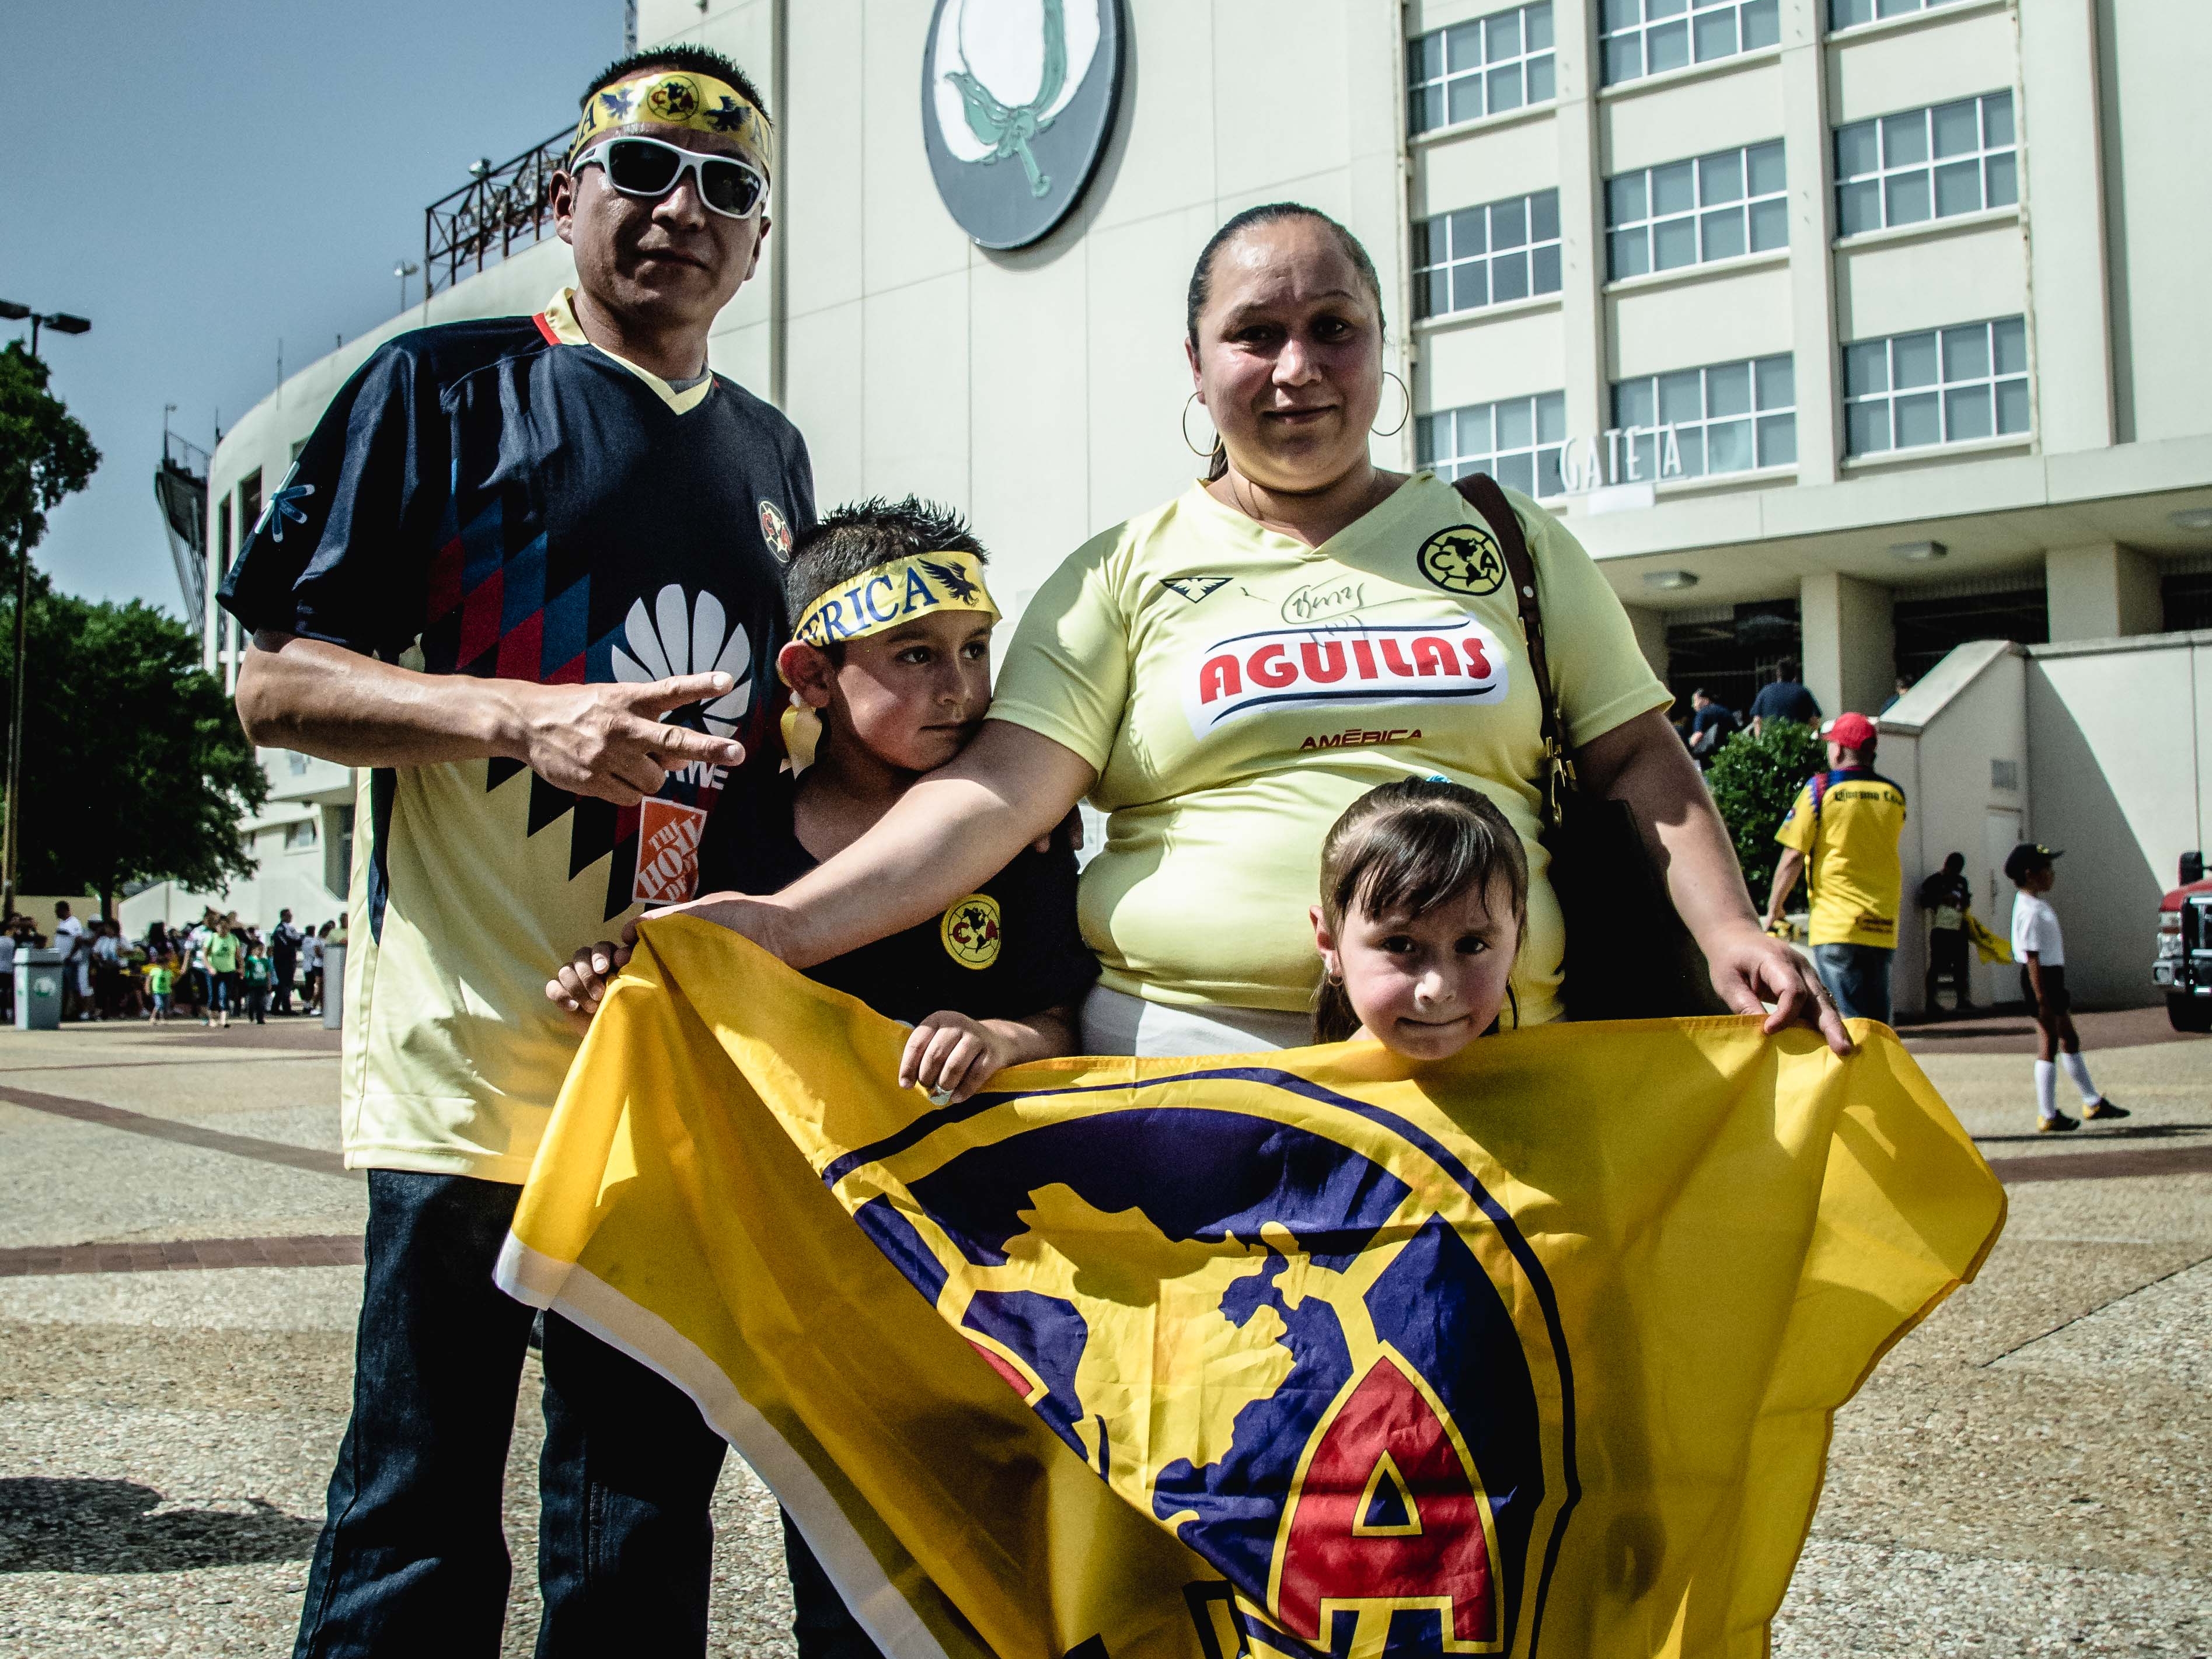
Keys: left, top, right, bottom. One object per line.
{"left": 569, "top": 69, "right": 774, "bottom": 178}
{"left": 780, "top": 553, "right": 998, "bottom": 774}
{"left": 790, "top": 552, "right": 999, "bottom": 651}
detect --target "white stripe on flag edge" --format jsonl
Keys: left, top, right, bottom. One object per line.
{"left": 493, "top": 1231, "right": 955, "bottom": 1659}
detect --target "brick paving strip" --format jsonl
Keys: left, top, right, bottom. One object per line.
{"left": 1981, "top": 1142, "right": 2212, "bottom": 1183}
{"left": 0, "top": 1082, "right": 357, "bottom": 1180}
{"left": 0, "top": 1233, "right": 364, "bottom": 1278}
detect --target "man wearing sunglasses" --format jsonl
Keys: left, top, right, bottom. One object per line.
{"left": 223, "top": 44, "right": 811, "bottom": 1659}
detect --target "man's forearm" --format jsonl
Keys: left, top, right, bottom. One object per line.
{"left": 1763, "top": 853, "right": 1802, "bottom": 927}
{"left": 235, "top": 634, "right": 524, "bottom": 768}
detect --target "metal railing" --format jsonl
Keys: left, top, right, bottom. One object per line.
{"left": 154, "top": 430, "right": 210, "bottom": 625}
{"left": 423, "top": 130, "right": 571, "bottom": 297}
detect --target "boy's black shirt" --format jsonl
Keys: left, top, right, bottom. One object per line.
{"left": 703, "top": 774, "right": 1098, "bottom": 1026}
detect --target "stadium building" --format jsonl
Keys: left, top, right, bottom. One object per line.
{"left": 155, "top": 0, "right": 2208, "bottom": 1011}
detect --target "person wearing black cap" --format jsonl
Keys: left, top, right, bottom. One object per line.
{"left": 2007, "top": 842, "right": 2127, "bottom": 1132}
{"left": 1917, "top": 851, "right": 1976, "bottom": 1012}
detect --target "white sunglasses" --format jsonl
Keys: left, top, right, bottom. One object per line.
{"left": 574, "top": 135, "right": 768, "bottom": 220}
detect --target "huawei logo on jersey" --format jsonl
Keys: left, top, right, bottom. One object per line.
{"left": 611, "top": 585, "right": 754, "bottom": 739}
{"left": 1182, "top": 620, "right": 1510, "bottom": 738}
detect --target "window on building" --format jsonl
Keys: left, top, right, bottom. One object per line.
{"left": 216, "top": 491, "right": 233, "bottom": 579}
{"left": 1599, "top": 0, "right": 1779, "bottom": 86}
{"left": 1829, "top": 0, "right": 1968, "bottom": 30}
{"left": 284, "top": 819, "right": 318, "bottom": 851}
{"left": 1414, "top": 191, "right": 1562, "bottom": 319}
{"left": 1606, "top": 141, "right": 1786, "bottom": 280}
{"left": 236, "top": 471, "right": 263, "bottom": 554}
{"left": 2162, "top": 567, "right": 2212, "bottom": 633}
{"left": 1407, "top": 3, "right": 1556, "bottom": 135}
{"left": 1892, "top": 582, "right": 2047, "bottom": 683}
{"left": 290, "top": 437, "right": 308, "bottom": 463}
{"left": 327, "top": 805, "right": 357, "bottom": 902}
{"left": 1611, "top": 354, "right": 1796, "bottom": 480}
{"left": 1665, "top": 600, "right": 1801, "bottom": 716}
{"left": 1843, "top": 316, "right": 2028, "bottom": 456}
{"left": 1834, "top": 92, "right": 2015, "bottom": 236}
{"left": 1416, "top": 392, "right": 1569, "bottom": 498}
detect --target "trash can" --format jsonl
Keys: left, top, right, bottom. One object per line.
{"left": 14, "top": 949, "right": 64, "bottom": 1031}
{"left": 321, "top": 942, "right": 346, "bottom": 1031}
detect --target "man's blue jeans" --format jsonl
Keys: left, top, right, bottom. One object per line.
{"left": 292, "top": 1171, "right": 727, "bottom": 1658}
{"left": 1812, "top": 942, "right": 1894, "bottom": 1025}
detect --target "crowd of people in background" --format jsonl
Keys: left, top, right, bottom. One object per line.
{"left": 0, "top": 904, "right": 347, "bottom": 1027}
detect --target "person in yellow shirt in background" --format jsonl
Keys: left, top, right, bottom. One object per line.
{"left": 1763, "top": 711, "right": 1907, "bottom": 1024}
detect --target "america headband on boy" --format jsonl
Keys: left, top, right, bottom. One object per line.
{"left": 790, "top": 551, "right": 999, "bottom": 649}
{"left": 569, "top": 69, "right": 774, "bottom": 179}
{"left": 780, "top": 551, "right": 999, "bottom": 775}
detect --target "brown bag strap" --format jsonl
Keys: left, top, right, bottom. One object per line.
{"left": 1450, "top": 472, "right": 1576, "bottom": 825}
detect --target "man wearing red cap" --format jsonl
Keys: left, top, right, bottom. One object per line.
{"left": 1761, "top": 712, "right": 1906, "bottom": 1023}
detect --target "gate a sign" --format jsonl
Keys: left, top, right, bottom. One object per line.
{"left": 1269, "top": 1348, "right": 1504, "bottom": 1654}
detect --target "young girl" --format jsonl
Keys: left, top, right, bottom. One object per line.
{"left": 1310, "top": 778, "right": 1530, "bottom": 1059}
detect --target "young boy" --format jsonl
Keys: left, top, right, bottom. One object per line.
{"left": 550, "top": 497, "right": 1097, "bottom": 1657}
{"left": 147, "top": 956, "right": 175, "bottom": 1024}
{"left": 242, "top": 944, "right": 272, "bottom": 1025}
{"left": 2007, "top": 841, "right": 2127, "bottom": 1133}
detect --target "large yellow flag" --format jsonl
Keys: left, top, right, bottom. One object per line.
{"left": 497, "top": 920, "right": 2003, "bottom": 1659}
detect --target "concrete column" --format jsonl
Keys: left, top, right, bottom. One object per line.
{"left": 1778, "top": 0, "right": 1838, "bottom": 486}
{"left": 1800, "top": 571, "right": 1896, "bottom": 719}
{"left": 1621, "top": 604, "right": 1670, "bottom": 683}
{"left": 2018, "top": 0, "right": 2117, "bottom": 452}
{"left": 1554, "top": 0, "right": 1609, "bottom": 451}
{"left": 2046, "top": 543, "right": 2161, "bottom": 641}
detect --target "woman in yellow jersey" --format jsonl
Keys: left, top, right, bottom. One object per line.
{"left": 646, "top": 205, "right": 1846, "bottom": 1056}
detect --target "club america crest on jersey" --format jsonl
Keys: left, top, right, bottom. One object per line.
{"left": 921, "top": 0, "right": 1125, "bottom": 249}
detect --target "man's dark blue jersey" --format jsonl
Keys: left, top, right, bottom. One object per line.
{"left": 218, "top": 289, "right": 814, "bottom": 1182}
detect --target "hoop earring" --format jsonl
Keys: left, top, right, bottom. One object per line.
{"left": 1182, "top": 392, "right": 1219, "bottom": 458}
{"left": 1372, "top": 371, "right": 1411, "bottom": 438}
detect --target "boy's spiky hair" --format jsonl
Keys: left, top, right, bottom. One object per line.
{"left": 581, "top": 44, "right": 770, "bottom": 124}
{"left": 786, "top": 498, "right": 989, "bottom": 638}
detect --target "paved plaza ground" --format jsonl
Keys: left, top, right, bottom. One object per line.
{"left": 0, "top": 1007, "right": 2204, "bottom": 1657}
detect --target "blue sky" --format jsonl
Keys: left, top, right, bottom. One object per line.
{"left": 1, "top": 0, "right": 622, "bottom": 614}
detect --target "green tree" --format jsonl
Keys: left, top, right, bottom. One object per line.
{"left": 0, "top": 591, "right": 266, "bottom": 915}
{"left": 1706, "top": 718, "right": 1826, "bottom": 904}
{"left": 0, "top": 341, "right": 99, "bottom": 557}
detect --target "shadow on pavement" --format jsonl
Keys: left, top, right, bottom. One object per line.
{"left": 0, "top": 1478, "right": 319, "bottom": 1572}
{"left": 1973, "top": 1122, "right": 2211, "bottom": 1147}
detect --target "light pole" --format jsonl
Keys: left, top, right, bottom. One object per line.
{"left": 0, "top": 300, "right": 92, "bottom": 916}
{"left": 393, "top": 260, "right": 420, "bottom": 311}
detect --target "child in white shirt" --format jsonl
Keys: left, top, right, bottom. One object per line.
{"left": 2007, "top": 842, "right": 2127, "bottom": 1133}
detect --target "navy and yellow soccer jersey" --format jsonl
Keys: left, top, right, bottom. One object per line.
{"left": 219, "top": 290, "right": 815, "bottom": 1182}
{"left": 1775, "top": 766, "right": 1907, "bottom": 949}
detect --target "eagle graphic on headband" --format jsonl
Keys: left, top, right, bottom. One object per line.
{"left": 791, "top": 550, "right": 999, "bottom": 649}
{"left": 569, "top": 68, "right": 775, "bottom": 179}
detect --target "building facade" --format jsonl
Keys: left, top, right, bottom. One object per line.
{"left": 173, "top": 0, "right": 2208, "bottom": 1000}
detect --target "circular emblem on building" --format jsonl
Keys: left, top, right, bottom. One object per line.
{"left": 1417, "top": 526, "right": 1507, "bottom": 598}
{"left": 922, "top": 0, "right": 1125, "bottom": 250}
{"left": 940, "top": 893, "right": 1003, "bottom": 969}
{"left": 645, "top": 75, "right": 702, "bottom": 121}
{"left": 758, "top": 498, "right": 793, "bottom": 563}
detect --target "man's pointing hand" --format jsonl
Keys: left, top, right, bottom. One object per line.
{"left": 509, "top": 671, "right": 747, "bottom": 806}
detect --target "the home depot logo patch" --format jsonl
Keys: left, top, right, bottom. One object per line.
{"left": 633, "top": 799, "right": 709, "bottom": 905}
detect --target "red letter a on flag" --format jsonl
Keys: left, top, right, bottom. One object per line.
{"left": 1272, "top": 1349, "right": 1499, "bottom": 1651}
